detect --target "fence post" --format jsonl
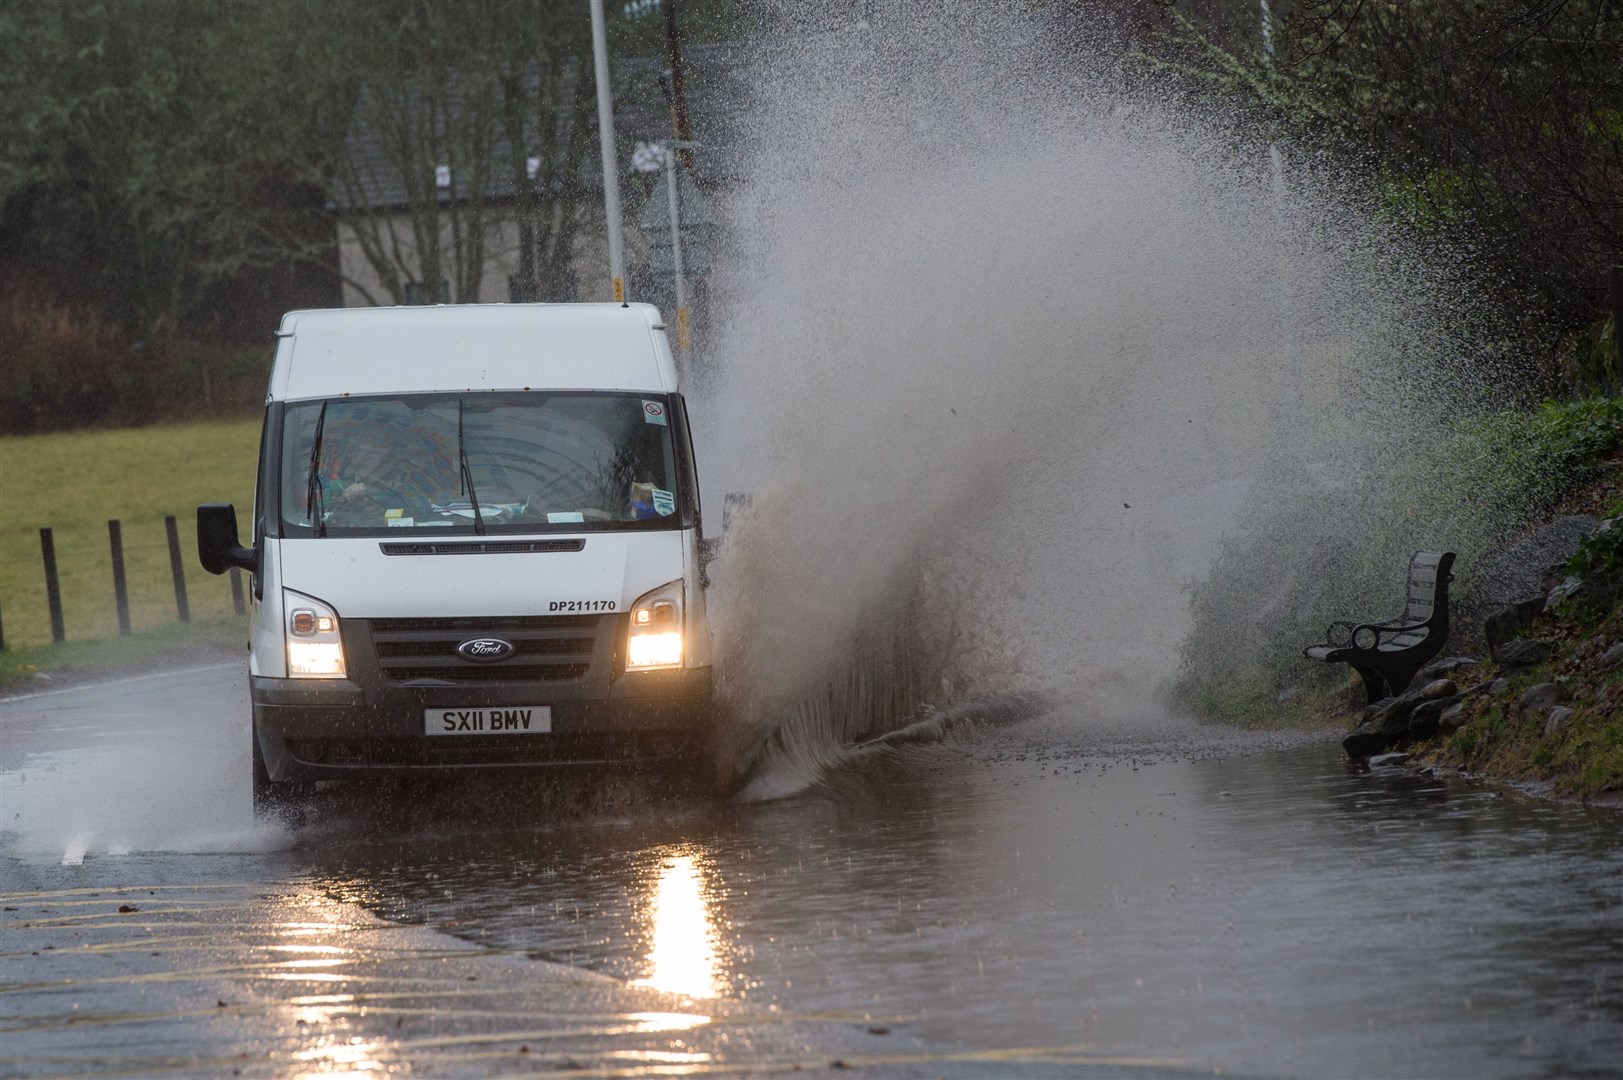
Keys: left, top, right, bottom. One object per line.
{"left": 164, "top": 515, "right": 190, "bottom": 624}
{"left": 230, "top": 567, "right": 246, "bottom": 616}
{"left": 108, "top": 519, "right": 132, "bottom": 635}
{"left": 40, "top": 527, "right": 65, "bottom": 644}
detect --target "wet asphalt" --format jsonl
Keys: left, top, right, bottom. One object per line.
{"left": 2, "top": 665, "right": 1622, "bottom": 1078}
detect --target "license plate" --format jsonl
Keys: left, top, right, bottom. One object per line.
{"left": 424, "top": 706, "right": 552, "bottom": 736}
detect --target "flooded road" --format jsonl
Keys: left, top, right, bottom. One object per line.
{"left": 3, "top": 666, "right": 1621, "bottom": 1077}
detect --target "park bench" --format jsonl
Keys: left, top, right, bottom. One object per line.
{"left": 1303, "top": 550, "right": 1456, "bottom": 704}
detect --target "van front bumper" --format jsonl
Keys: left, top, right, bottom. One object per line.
{"left": 251, "top": 668, "right": 713, "bottom": 782}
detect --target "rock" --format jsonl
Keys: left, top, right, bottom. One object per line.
{"left": 1497, "top": 638, "right": 1554, "bottom": 671}
{"left": 1518, "top": 682, "right": 1564, "bottom": 714}
{"left": 1418, "top": 656, "right": 1480, "bottom": 680}
{"left": 1408, "top": 695, "right": 1462, "bottom": 739}
{"left": 1518, "top": 682, "right": 1564, "bottom": 709}
{"left": 1344, "top": 689, "right": 1425, "bottom": 759}
{"left": 1574, "top": 519, "right": 1623, "bottom": 612}
{"left": 1543, "top": 706, "right": 1574, "bottom": 736}
{"left": 1361, "top": 697, "right": 1397, "bottom": 723}
{"left": 1276, "top": 686, "right": 1302, "bottom": 705}
{"left": 1368, "top": 752, "right": 1411, "bottom": 767}
{"left": 1545, "top": 575, "right": 1584, "bottom": 613}
{"left": 1438, "top": 702, "right": 1467, "bottom": 735}
{"left": 1474, "top": 515, "right": 1598, "bottom": 610}
{"left": 1600, "top": 643, "right": 1623, "bottom": 670}
{"left": 1578, "top": 572, "right": 1623, "bottom": 614}
{"left": 1489, "top": 678, "right": 1511, "bottom": 696}
{"left": 1485, "top": 598, "right": 1548, "bottom": 660}
{"left": 1421, "top": 679, "right": 1458, "bottom": 700}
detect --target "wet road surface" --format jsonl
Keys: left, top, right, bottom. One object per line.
{"left": 2, "top": 665, "right": 1621, "bottom": 1077}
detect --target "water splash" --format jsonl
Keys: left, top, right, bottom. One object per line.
{"left": 693, "top": 3, "right": 1507, "bottom": 790}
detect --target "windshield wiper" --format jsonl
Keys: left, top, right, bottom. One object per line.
{"left": 305, "top": 401, "right": 329, "bottom": 538}
{"left": 457, "top": 397, "right": 486, "bottom": 536}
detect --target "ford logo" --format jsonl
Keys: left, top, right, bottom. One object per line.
{"left": 457, "top": 638, "right": 516, "bottom": 662}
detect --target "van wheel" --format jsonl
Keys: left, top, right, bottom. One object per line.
{"left": 252, "top": 731, "right": 312, "bottom": 821}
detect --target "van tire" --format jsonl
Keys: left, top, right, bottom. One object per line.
{"left": 252, "top": 730, "right": 312, "bottom": 821}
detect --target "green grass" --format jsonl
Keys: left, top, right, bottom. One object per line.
{"left": 1424, "top": 602, "right": 1623, "bottom": 801}
{"left": 0, "top": 614, "right": 247, "bottom": 691}
{"left": 0, "top": 416, "right": 260, "bottom": 651}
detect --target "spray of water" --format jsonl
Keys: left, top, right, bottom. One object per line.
{"left": 690, "top": 4, "right": 1511, "bottom": 793}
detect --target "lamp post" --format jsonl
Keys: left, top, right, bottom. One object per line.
{"left": 589, "top": 0, "right": 626, "bottom": 304}
{"left": 663, "top": 140, "right": 702, "bottom": 352}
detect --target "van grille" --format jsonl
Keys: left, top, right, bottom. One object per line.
{"left": 379, "top": 540, "right": 585, "bottom": 556}
{"left": 366, "top": 614, "right": 611, "bottom": 684}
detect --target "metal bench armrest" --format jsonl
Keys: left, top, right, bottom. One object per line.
{"left": 1323, "top": 619, "right": 1360, "bottom": 648}
{"left": 1352, "top": 619, "right": 1429, "bottom": 649}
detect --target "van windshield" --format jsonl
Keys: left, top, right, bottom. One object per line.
{"left": 279, "top": 392, "right": 683, "bottom": 535}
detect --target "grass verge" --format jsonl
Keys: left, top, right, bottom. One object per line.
{"left": 0, "top": 613, "right": 247, "bottom": 695}
{"left": 1413, "top": 605, "right": 1623, "bottom": 801}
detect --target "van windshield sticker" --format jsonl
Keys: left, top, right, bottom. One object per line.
{"left": 641, "top": 400, "right": 668, "bottom": 426}
{"left": 651, "top": 488, "right": 676, "bottom": 517}
{"left": 547, "top": 511, "right": 585, "bottom": 523}
{"left": 387, "top": 517, "right": 415, "bottom": 528}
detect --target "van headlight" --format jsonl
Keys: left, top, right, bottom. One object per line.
{"left": 284, "top": 590, "right": 347, "bottom": 678}
{"left": 627, "top": 580, "right": 683, "bottom": 670}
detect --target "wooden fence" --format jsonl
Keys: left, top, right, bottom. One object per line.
{"left": 0, "top": 514, "right": 245, "bottom": 651}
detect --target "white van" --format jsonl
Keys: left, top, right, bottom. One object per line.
{"left": 197, "top": 303, "right": 715, "bottom": 806}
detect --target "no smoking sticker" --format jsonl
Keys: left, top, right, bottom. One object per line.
{"left": 641, "top": 399, "right": 667, "bottom": 426}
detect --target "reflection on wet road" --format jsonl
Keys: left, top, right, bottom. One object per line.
{"left": 3, "top": 667, "right": 1622, "bottom": 1077}
{"left": 295, "top": 726, "right": 1623, "bottom": 1079}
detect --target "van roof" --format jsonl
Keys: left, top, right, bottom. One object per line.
{"left": 270, "top": 303, "right": 677, "bottom": 401}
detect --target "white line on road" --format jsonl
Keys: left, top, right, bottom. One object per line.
{"left": 0, "top": 662, "right": 242, "bottom": 708}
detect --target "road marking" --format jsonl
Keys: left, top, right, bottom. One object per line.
{"left": 0, "top": 662, "right": 241, "bottom": 708}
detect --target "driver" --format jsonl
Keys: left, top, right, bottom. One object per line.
{"left": 320, "top": 425, "right": 457, "bottom": 525}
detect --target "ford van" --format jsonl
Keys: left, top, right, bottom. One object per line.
{"left": 196, "top": 303, "right": 715, "bottom": 807}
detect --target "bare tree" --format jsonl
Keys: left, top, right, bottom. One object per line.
{"left": 307, "top": 1, "right": 601, "bottom": 306}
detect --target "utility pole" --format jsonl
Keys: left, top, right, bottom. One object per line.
{"left": 589, "top": 0, "right": 626, "bottom": 303}
{"left": 663, "top": 142, "right": 698, "bottom": 353}
{"left": 664, "top": 0, "right": 694, "bottom": 172}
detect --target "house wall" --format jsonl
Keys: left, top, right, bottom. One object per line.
{"left": 336, "top": 211, "right": 525, "bottom": 307}
{"left": 336, "top": 204, "right": 661, "bottom": 309}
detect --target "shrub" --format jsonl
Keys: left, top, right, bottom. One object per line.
{"left": 0, "top": 273, "right": 272, "bottom": 433}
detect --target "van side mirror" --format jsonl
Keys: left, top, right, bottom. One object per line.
{"left": 197, "top": 503, "right": 258, "bottom": 576}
